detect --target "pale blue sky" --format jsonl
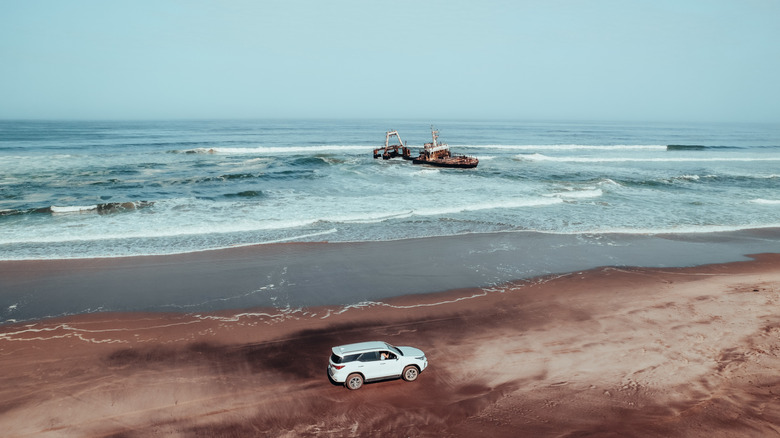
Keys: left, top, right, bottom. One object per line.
{"left": 1, "top": 0, "right": 778, "bottom": 122}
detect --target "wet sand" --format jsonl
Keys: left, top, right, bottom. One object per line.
{"left": 2, "top": 253, "right": 779, "bottom": 437}
{"left": 4, "top": 229, "right": 780, "bottom": 323}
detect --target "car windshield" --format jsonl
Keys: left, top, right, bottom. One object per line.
{"left": 385, "top": 343, "right": 403, "bottom": 356}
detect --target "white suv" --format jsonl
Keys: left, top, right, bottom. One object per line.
{"left": 328, "top": 341, "right": 428, "bottom": 390}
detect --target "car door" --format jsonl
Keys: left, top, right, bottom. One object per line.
{"left": 356, "top": 351, "right": 383, "bottom": 380}
{"left": 376, "top": 350, "right": 403, "bottom": 378}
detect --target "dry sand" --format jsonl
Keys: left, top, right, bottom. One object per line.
{"left": 1, "top": 254, "right": 779, "bottom": 437}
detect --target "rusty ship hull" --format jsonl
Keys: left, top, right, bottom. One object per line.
{"left": 411, "top": 155, "right": 478, "bottom": 168}
{"left": 411, "top": 127, "right": 478, "bottom": 168}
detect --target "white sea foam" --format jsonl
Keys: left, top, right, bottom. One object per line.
{"left": 329, "top": 290, "right": 492, "bottom": 316}
{"left": 336, "top": 210, "right": 415, "bottom": 224}
{"left": 191, "top": 309, "right": 298, "bottom": 323}
{"left": 751, "top": 199, "right": 780, "bottom": 205}
{"left": 410, "top": 168, "right": 441, "bottom": 176}
{"left": 413, "top": 198, "right": 563, "bottom": 217}
{"left": 181, "top": 145, "right": 370, "bottom": 155}
{"left": 597, "top": 178, "right": 621, "bottom": 187}
{"left": 253, "top": 229, "right": 338, "bottom": 244}
{"left": 51, "top": 205, "right": 98, "bottom": 213}
{"left": 532, "top": 223, "right": 780, "bottom": 235}
{"left": 0, "top": 207, "right": 329, "bottom": 244}
{"left": 0, "top": 320, "right": 203, "bottom": 343}
{"left": 551, "top": 189, "right": 604, "bottom": 199}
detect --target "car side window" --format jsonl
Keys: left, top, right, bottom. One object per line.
{"left": 358, "top": 352, "right": 379, "bottom": 362}
{"left": 343, "top": 354, "right": 360, "bottom": 363}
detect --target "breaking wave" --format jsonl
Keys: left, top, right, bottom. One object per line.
{"left": 1, "top": 201, "right": 154, "bottom": 216}
{"left": 171, "top": 145, "right": 369, "bottom": 155}
{"left": 550, "top": 188, "right": 603, "bottom": 199}
{"left": 515, "top": 154, "right": 780, "bottom": 163}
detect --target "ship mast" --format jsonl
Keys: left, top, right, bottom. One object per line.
{"left": 426, "top": 126, "right": 449, "bottom": 154}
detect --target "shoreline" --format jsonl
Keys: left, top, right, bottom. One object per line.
{"left": 4, "top": 226, "right": 780, "bottom": 263}
{"left": 3, "top": 228, "right": 780, "bottom": 325}
{"left": 3, "top": 252, "right": 779, "bottom": 337}
{"left": 1, "top": 254, "right": 779, "bottom": 436}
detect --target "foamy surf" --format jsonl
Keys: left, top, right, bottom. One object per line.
{"left": 1, "top": 119, "right": 779, "bottom": 260}
{"left": 176, "top": 145, "right": 370, "bottom": 155}
{"left": 551, "top": 188, "right": 604, "bottom": 199}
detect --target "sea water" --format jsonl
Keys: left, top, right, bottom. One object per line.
{"left": 1, "top": 119, "right": 779, "bottom": 261}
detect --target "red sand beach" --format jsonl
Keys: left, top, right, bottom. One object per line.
{"left": 1, "top": 253, "right": 779, "bottom": 436}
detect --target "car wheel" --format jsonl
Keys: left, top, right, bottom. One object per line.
{"left": 402, "top": 365, "right": 419, "bottom": 382}
{"left": 346, "top": 373, "right": 363, "bottom": 390}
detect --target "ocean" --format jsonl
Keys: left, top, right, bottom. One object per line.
{"left": 1, "top": 119, "right": 779, "bottom": 261}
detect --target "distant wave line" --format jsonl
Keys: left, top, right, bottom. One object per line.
{"left": 173, "top": 145, "right": 371, "bottom": 155}
{"left": 458, "top": 144, "right": 668, "bottom": 151}
{"left": 516, "top": 154, "right": 780, "bottom": 163}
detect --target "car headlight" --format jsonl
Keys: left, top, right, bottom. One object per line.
{"left": 416, "top": 356, "right": 425, "bottom": 361}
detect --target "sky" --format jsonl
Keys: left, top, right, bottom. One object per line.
{"left": 1, "top": 0, "right": 779, "bottom": 122}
